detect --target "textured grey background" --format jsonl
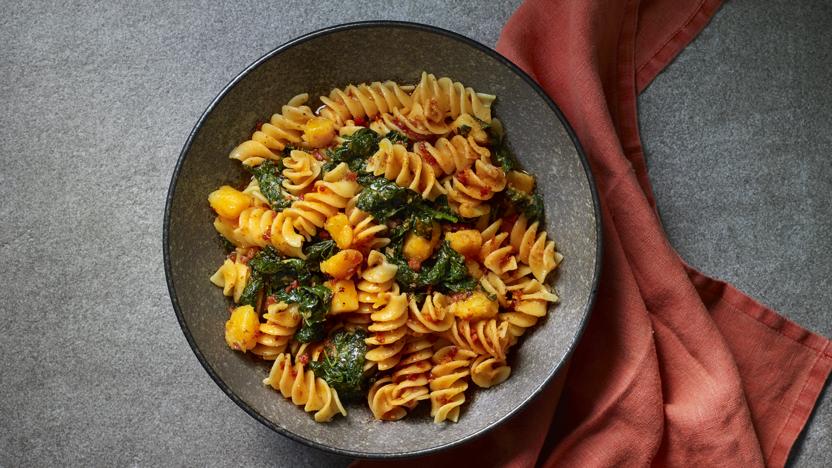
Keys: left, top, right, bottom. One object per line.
{"left": 0, "top": 0, "right": 828, "bottom": 466}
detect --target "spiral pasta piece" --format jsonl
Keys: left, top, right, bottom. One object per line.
{"left": 411, "top": 71, "right": 496, "bottom": 123}
{"left": 319, "top": 81, "right": 414, "bottom": 128}
{"left": 348, "top": 250, "right": 399, "bottom": 326}
{"left": 412, "top": 134, "right": 485, "bottom": 176}
{"left": 509, "top": 215, "right": 563, "bottom": 282}
{"left": 389, "top": 337, "right": 433, "bottom": 406}
{"left": 282, "top": 150, "right": 323, "bottom": 196}
{"left": 364, "top": 291, "right": 409, "bottom": 371}
{"left": 429, "top": 345, "right": 477, "bottom": 423}
{"left": 345, "top": 196, "right": 389, "bottom": 251}
{"left": 251, "top": 302, "right": 301, "bottom": 360}
{"left": 470, "top": 355, "right": 511, "bottom": 388}
{"left": 407, "top": 293, "right": 453, "bottom": 334}
{"left": 443, "top": 159, "right": 507, "bottom": 217}
{"left": 479, "top": 220, "right": 518, "bottom": 275}
{"left": 263, "top": 353, "right": 347, "bottom": 423}
{"left": 501, "top": 278, "right": 559, "bottom": 338}
{"left": 209, "top": 249, "right": 252, "bottom": 303}
{"left": 479, "top": 272, "right": 510, "bottom": 308}
{"left": 443, "top": 318, "right": 513, "bottom": 361}
{"left": 229, "top": 94, "right": 315, "bottom": 165}
{"left": 213, "top": 207, "right": 301, "bottom": 257}
{"left": 367, "top": 376, "right": 408, "bottom": 421}
{"left": 366, "top": 138, "right": 444, "bottom": 199}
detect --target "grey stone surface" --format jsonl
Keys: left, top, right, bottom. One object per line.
{"left": 638, "top": 1, "right": 831, "bottom": 466}
{"left": 0, "top": 0, "right": 827, "bottom": 466}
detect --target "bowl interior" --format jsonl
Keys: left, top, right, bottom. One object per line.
{"left": 165, "top": 22, "right": 599, "bottom": 457}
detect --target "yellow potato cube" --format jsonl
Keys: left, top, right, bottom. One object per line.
{"left": 325, "top": 213, "right": 353, "bottom": 249}
{"left": 320, "top": 249, "right": 363, "bottom": 279}
{"left": 403, "top": 233, "right": 434, "bottom": 264}
{"left": 450, "top": 291, "right": 498, "bottom": 320}
{"left": 302, "top": 117, "right": 336, "bottom": 147}
{"left": 445, "top": 229, "right": 483, "bottom": 258}
{"left": 225, "top": 305, "right": 260, "bottom": 352}
{"left": 327, "top": 279, "right": 359, "bottom": 314}
{"left": 208, "top": 185, "right": 252, "bottom": 219}
{"left": 507, "top": 170, "right": 535, "bottom": 194}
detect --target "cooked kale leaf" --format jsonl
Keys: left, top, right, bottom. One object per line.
{"left": 309, "top": 328, "right": 368, "bottom": 399}
{"left": 248, "top": 246, "right": 310, "bottom": 290}
{"left": 492, "top": 144, "right": 518, "bottom": 174}
{"left": 325, "top": 128, "right": 380, "bottom": 173}
{"left": 485, "top": 122, "right": 518, "bottom": 174}
{"left": 276, "top": 284, "right": 332, "bottom": 343}
{"left": 355, "top": 176, "right": 418, "bottom": 222}
{"left": 506, "top": 188, "right": 544, "bottom": 223}
{"left": 383, "top": 130, "right": 410, "bottom": 145}
{"left": 303, "top": 239, "right": 339, "bottom": 273}
{"left": 246, "top": 160, "right": 291, "bottom": 210}
{"left": 238, "top": 271, "right": 264, "bottom": 307}
{"left": 387, "top": 241, "right": 477, "bottom": 294}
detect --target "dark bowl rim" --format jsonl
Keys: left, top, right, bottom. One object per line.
{"left": 163, "top": 20, "right": 603, "bottom": 460}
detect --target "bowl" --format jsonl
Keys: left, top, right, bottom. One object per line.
{"left": 164, "top": 21, "right": 601, "bottom": 458}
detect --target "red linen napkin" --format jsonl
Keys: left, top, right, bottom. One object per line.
{"left": 356, "top": 1, "right": 832, "bottom": 466}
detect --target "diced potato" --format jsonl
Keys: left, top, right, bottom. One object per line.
{"left": 403, "top": 233, "right": 433, "bottom": 264}
{"left": 449, "top": 291, "right": 498, "bottom": 320}
{"left": 303, "top": 117, "right": 336, "bottom": 147}
{"left": 507, "top": 170, "right": 535, "bottom": 194}
{"left": 225, "top": 305, "right": 260, "bottom": 352}
{"left": 445, "top": 229, "right": 483, "bottom": 258}
{"left": 208, "top": 185, "right": 252, "bottom": 219}
{"left": 327, "top": 279, "right": 359, "bottom": 314}
{"left": 325, "top": 213, "right": 353, "bottom": 249}
{"left": 320, "top": 249, "right": 363, "bottom": 279}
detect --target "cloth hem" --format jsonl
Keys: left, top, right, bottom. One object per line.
{"left": 684, "top": 265, "right": 832, "bottom": 467}
{"left": 635, "top": 0, "right": 724, "bottom": 93}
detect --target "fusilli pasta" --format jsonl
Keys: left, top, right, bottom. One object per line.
{"left": 208, "top": 73, "right": 564, "bottom": 424}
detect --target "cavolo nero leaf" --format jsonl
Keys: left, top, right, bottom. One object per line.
{"left": 325, "top": 128, "right": 380, "bottom": 173}
{"left": 505, "top": 188, "right": 545, "bottom": 223}
{"left": 309, "top": 328, "right": 368, "bottom": 399}
{"left": 383, "top": 130, "right": 410, "bottom": 145}
{"left": 355, "top": 177, "right": 418, "bottom": 222}
{"left": 387, "top": 241, "right": 477, "bottom": 294}
{"left": 238, "top": 271, "right": 264, "bottom": 307}
{"left": 276, "top": 284, "right": 332, "bottom": 343}
{"left": 246, "top": 160, "right": 291, "bottom": 210}
{"left": 303, "top": 239, "right": 339, "bottom": 273}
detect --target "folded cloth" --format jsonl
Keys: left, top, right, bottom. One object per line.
{"left": 355, "top": 1, "right": 831, "bottom": 466}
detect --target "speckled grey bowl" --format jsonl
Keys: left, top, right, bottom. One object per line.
{"left": 164, "top": 21, "right": 600, "bottom": 458}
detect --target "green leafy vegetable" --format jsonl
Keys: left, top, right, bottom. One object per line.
{"left": 355, "top": 176, "right": 418, "bottom": 222}
{"left": 492, "top": 144, "right": 518, "bottom": 173}
{"left": 276, "top": 284, "right": 332, "bottom": 343}
{"left": 457, "top": 124, "right": 472, "bottom": 137}
{"left": 309, "top": 328, "right": 368, "bottom": 399}
{"left": 238, "top": 271, "right": 264, "bottom": 307}
{"left": 387, "top": 241, "right": 477, "bottom": 294}
{"left": 246, "top": 161, "right": 291, "bottom": 210}
{"left": 248, "top": 246, "right": 311, "bottom": 290}
{"left": 383, "top": 130, "right": 410, "bottom": 145}
{"left": 326, "top": 128, "right": 380, "bottom": 173}
{"left": 485, "top": 120, "right": 518, "bottom": 173}
{"left": 303, "top": 239, "right": 339, "bottom": 273}
{"left": 506, "top": 188, "right": 545, "bottom": 223}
